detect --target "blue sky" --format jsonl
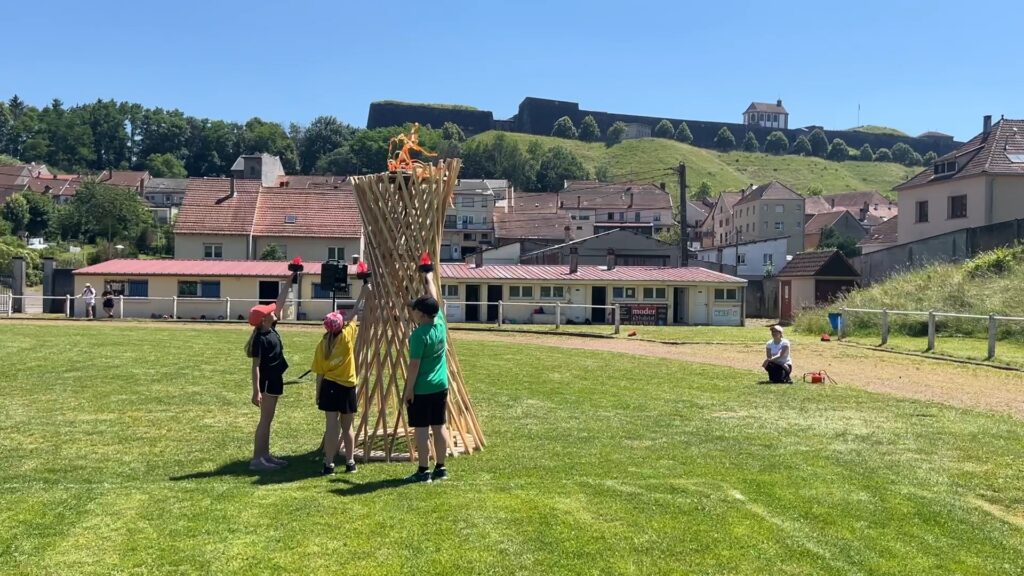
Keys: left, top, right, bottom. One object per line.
{"left": 4, "top": 0, "right": 1020, "bottom": 140}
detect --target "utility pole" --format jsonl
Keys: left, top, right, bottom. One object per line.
{"left": 676, "top": 162, "right": 688, "bottom": 267}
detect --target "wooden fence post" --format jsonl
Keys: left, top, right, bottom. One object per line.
{"left": 555, "top": 302, "right": 561, "bottom": 329}
{"left": 172, "top": 296, "right": 178, "bottom": 319}
{"left": 614, "top": 304, "right": 621, "bottom": 335}
{"left": 881, "top": 309, "right": 889, "bottom": 345}
{"left": 65, "top": 294, "right": 71, "bottom": 318}
{"left": 988, "top": 314, "right": 997, "bottom": 360}
{"left": 927, "top": 310, "right": 936, "bottom": 351}
{"left": 225, "top": 297, "right": 231, "bottom": 320}
{"left": 118, "top": 295, "right": 124, "bottom": 319}
{"left": 497, "top": 301, "right": 503, "bottom": 327}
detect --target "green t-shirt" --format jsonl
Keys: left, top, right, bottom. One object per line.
{"left": 409, "top": 313, "right": 448, "bottom": 394}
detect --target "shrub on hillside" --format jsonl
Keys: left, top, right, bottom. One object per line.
{"left": 891, "top": 142, "right": 915, "bottom": 165}
{"left": 551, "top": 116, "right": 577, "bottom": 139}
{"left": 922, "top": 151, "right": 938, "bottom": 166}
{"left": 764, "top": 131, "right": 789, "bottom": 154}
{"left": 674, "top": 122, "right": 693, "bottom": 144}
{"left": 654, "top": 120, "right": 674, "bottom": 139}
{"left": 874, "top": 148, "right": 892, "bottom": 162}
{"left": 792, "top": 136, "right": 812, "bottom": 156}
{"left": 826, "top": 138, "right": 850, "bottom": 161}
{"left": 964, "top": 245, "right": 1024, "bottom": 278}
{"left": 578, "top": 115, "right": 601, "bottom": 142}
{"left": 606, "top": 121, "right": 626, "bottom": 146}
{"left": 713, "top": 127, "right": 736, "bottom": 151}
{"left": 742, "top": 132, "right": 760, "bottom": 152}
{"left": 808, "top": 129, "right": 829, "bottom": 158}
{"left": 858, "top": 143, "right": 874, "bottom": 162}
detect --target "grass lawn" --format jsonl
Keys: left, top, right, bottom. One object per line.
{"left": 2, "top": 323, "right": 1024, "bottom": 575}
{"left": 468, "top": 132, "right": 918, "bottom": 197}
{"left": 843, "top": 333, "right": 1024, "bottom": 370}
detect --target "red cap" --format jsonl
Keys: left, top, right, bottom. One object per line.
{"left": 419, "top": 251, "right": 432, "bottom": 265}
{"left": 356, "top": 261, "right": 368, "bottom": 274}
{"left": 292, "top": 257, "right": 302, "bottom": 265}
{"left": 248, "top": 303, "right": 277, "bottom": 327}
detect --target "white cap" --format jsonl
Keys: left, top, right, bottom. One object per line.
{"left": 770, "top": 324, "right": 783, "bottom": 334}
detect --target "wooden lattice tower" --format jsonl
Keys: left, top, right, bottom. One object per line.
{"left": 349, "top": 158, "right": 485, "bottom": 461}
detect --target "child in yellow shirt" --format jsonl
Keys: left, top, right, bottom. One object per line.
{"left": 313, "top": 309, "right": 359, "bottom": 475}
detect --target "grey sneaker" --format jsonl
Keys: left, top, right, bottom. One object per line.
{"left": 265, "top": 455, "right": 288, "bottom": 467}
{"left": 249, "top": 457, "right": 280, "bottom": 472}
{"left": 431, "top": 466, "right": 448, "bottom": 481}
{"left": 406, "top": 470, "right": 432, "bottom": 483}
{"left": 344, "top": 461, "right": 358, "bottom": 474}
{"left": 321, "top": 463, "right": 336, "bottom": 476}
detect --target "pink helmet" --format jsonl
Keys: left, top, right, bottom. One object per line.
{"left": 322, "top": 311, "right": 345, "bottom": 334}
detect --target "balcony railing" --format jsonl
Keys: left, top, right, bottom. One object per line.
{"left": 444, "top": 222, "right": 493, "bottom": 231}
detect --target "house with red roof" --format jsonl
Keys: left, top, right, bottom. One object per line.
{"left": 173, "top": 178, "right": 363, "bottom": 263}
{"left": 894, "top": 115, "right": 1024, "bottom": 245}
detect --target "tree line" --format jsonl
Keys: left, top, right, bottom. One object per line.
{"left": 547, "top": 114, "right": 935, "bottom": 166}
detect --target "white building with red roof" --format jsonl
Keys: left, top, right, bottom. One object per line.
{"left": 173, "top": 178, "right": 363, "bottom": 263}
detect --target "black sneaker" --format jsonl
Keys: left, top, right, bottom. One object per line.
{"left": 321, "top": 463, "right": 336, "bottom": 476}
{"left": 432, "top": 466, "right": 448, "bottom": 481}
{"left": 344, "top": 461, "right": 357, "bottom": 474}
{"left": 406, "top": 470, "right": 432, "bottom": 483}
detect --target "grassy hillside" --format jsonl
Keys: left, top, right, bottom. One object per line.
{"left": 796, "top": 246, "right": 1024, "bottom": 340}
{"left": 468, "top": 132, "right": 918, "bottom": 198}
{"left": 849, "top": 125, "right": 910, "bottom": 137}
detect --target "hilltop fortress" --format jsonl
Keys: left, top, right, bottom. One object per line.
{"left": 368, "top": 96, "right": 961, "bottom": 157}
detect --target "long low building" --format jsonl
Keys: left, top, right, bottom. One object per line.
{"left": 72, "top": 258, "right": 747, "bottom": 326}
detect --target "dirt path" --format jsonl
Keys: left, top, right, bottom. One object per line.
{"left": 453, "top": 331, "right": 1024, "bottom": 419}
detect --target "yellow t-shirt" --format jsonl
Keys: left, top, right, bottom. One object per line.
{"left": 311, "top": 322, "right": 358, "bottom": 386}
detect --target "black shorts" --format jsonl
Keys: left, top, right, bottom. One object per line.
{"left": 408, "top": 389, "right": 448, "bottom": 428}
{"left": 318, "top": 380, "right": 358, "bottom": 414}
{"left": 259, "top": 372, "right": 284, "bottom": 396}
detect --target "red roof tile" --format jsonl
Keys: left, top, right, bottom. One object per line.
{"left": 74, "top": 259, "right": 326, "bottom": 277}
{"left": 494, "top": 212, "right": 572, "bottom": 240}
{"left": 441, "top": 263, "right": 745, "bottom": 284}
{"left": 252, "top": 188, "right": 361, "bottom": 238}
{"left": 560, "top": 180, "right": 672, "bottom": 210}
{"left": 100, "top": 170, "right": 151, "bottom": 188}
{"left": 273, "top": 175, "right": 350, "bottom": 189}
{"left": 859, "top": 215, "right": 899, "bottom": 247}
{"left": 175, "top": 178, "right": 262, "bottom": 235}
{"left": 804, "top": 210, "right": 847, "bottom": 233}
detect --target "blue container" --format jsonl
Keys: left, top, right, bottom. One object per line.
{"left": 828, "top": 312, "right": 842, "bottom": 333}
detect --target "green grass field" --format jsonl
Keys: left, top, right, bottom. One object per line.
{"left": 843, "top": 333, "right": 1024, "bottom": 370}
{"left": 449, "top": 322, "right": 771, "bottom": 344}
{"left": 468, "top": 132, "right": 919, "bottom": 197}
{"left": 2, "top": 323, "right": 1024, "bottom": 575}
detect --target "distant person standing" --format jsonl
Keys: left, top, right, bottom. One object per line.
{"left": 80, "top": 283, "right": 97, "bottom": 319}
{"left": 102, "top": 290, "right": 115, "bottom": 318}
{"left": 762, "top": 325, "right": 793, "bottom": 383}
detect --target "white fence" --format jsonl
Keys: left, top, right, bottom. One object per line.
{"left": 445, "top": 300, "right": 621, "bottom": 334}
{"left": 839, "top": 307, "right": 1024, "bottom": 360}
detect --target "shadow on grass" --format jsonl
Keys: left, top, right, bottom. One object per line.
{"left": 331, "top": 477, "right": 412, "bottom": 497}
{"left": 169, "top": 450, "right": 322, "bottom": 485}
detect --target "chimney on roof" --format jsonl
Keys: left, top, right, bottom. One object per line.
{"left": 576, "top": 195, "right": 581, "bottom": 208}
{"left": 828, "top": 197, "right": 835, "bottom": 209}
{"left": 559, "top": 199, "right": 564, "bottom": 209}
{"left": 777, "top": 99, "right": 783, "bottom": 107}
{"left": 474, "top": 249, "right": 484, "bottom": 268}
{"left": 229, "top": 177, "right": 236, "bottom": 198}
{"left": 628, "top": 192, "right": 634, "bottom": 209}
{"left": 860, "top": 201, "right": 869, "bottom": 222}
{"left": 659, "top": 182, "right": 666, "bottom": 192}
{"left": 606, "top": 248, "right": 616, "bottom": 271}
{"left": 564, "top": 225, "right": 573, "bottom": 242}
{"left": 984, "top": 115, "right": 993, "bottom": 134}
{"left": 569, "top": 246, "right": 579, "bottom": 274}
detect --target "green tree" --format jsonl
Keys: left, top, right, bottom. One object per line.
{"left": 874, "top": 148, "right": 892, "bottom": 162}
{"left": 805, "top": 184, "right": 824, "bottom": 196}
{"left": 713, "top": 127, "right": 736, "bottom": 151}
{"left": 441, "top": 122, "right": 465, "bottom": 143}
{"left": 551, "top": 116, "right": 577, "bottom": 139}
{"left": 84, "top": 99, "right": 130, "bottom": 170}
{"left": 298, "top": 116, "right": 357, "bottom": 174}
{"left": 891, "top": 142, "right": 915, "bottom": 165}
{"left": 536, "top": 146, "right": 588, "bottom": 192}
{"left": 742, "top": 131, "right": 760, "bottom": 152}
{"left": 606, "top": 121, "right": 627, "bottom": 146}
{"left": 21, "top": 192, "right": 53, "bottom": 237}
{"left": 792, "top": 135, "right": 812, "bottom": 156}
{"left": 578, "top": 115, "right": 601, "bottom": 142}
{"left": 694, "top": 180, "right": 713, "bottom": 199}
{"left": 595, "top": 164, "right": 613, "bottom": 182}
{"left": 827, "top": 138, "right": 850, "bottom": 161}
{"left": 764, "top": 131, "right": 789, "bottom": 154}
{"left": 858, "top": 143, "right": 874, "bottom": 162}
{"left": 241, "top": 117, "right": 299, "bottom": 173}
{"left": 3, "top": 193, "right": 30, "bottom": 235}
{"left": 908, "top": 151, "right": 923, "bottom": 166}
{"left": 654, "top": 120, "right": 674, "bottom": 139}
{"left": 922, "top": 151, "right": 938, "bottom": 166}
{"left": 185, "top": 118, "right": 243, "bottom": 177}
{"left": 674, "top": 122, "right": 693, "bottom": 144}
{"left": 818, "top": 227, "right": 862, "bottom": 258}
{"left": 71, "top": 183, "right": 152, "bottom": 244}
{"left": 137, "top": 107, "right": 189, "bottom": 164}
{"left": 145, "top": 153, "right": 188, "bottom": 178}
{"left": 260, "top": 244, "right": 285, "bottom": 260}
{"left": 808, "top": 129, "right": 829, "bottom": 158}
{"left": 47, "top": 203, "right": 82, "bottom": 241}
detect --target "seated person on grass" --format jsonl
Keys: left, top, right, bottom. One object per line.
{"left": 762, "top": 325, "right": 793, "bottom": 383}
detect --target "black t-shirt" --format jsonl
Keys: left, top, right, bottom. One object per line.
{"left": 252, "top": 328, "right": 288, "bottom": 375}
